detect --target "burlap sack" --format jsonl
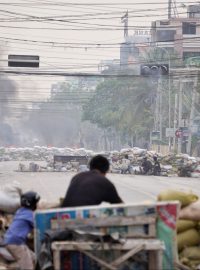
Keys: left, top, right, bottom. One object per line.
{"left": 180, "top": 246, "right": 200, "bottom": 260}
{"left": 177, "top": 228, "right": 200, "bottom": 251}
{"left": 177, "top": 220, "right": 198, "bottom": 233}
{"left": 157, "top": 190, "right": 198, "bottom": 207}
{"left": 179, "top": 200, "right": 200, "bottom": 221}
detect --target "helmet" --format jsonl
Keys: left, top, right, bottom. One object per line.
{"left": 21, "top": 191, "right": 40, "bottom": 210}
{"left": 153, "top": 156, "right": 158, "bottom": 161}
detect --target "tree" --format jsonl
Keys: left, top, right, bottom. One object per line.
{"left": 82, "top": 76, "right": 155, "bottom": 147}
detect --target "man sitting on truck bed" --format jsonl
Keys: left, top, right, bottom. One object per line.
{"left": 61, "top": 155, "right": 123, "bottom": 207}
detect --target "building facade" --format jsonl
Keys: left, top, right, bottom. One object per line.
{"left": 151, "top": 5, "right": 200, "bottom": 63}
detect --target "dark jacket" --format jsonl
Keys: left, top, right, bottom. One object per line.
{"left": 62, "top": 170, "right": 123, "bottom": 207}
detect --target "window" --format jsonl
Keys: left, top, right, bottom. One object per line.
{"left": 183, "top": 51, "right": 200, "bottom": 60}
{"left": 182, "top": 22, "right": 196, "bottom": 35}
{"left": 160, "top": 20, "right": 169, "bottom": 25}
{"left": 156, "top": 30, "right": 176, "bottom": 42}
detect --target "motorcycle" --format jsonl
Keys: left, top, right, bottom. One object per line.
{"left": 177, "top": 164, "right": 195, "bottom": 177}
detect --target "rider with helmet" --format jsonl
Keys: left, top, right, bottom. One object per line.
{"left": 4, "top": 191, "right": 40, "bottom": 270}
{"left": 141, "top": 157, "right": 153, "bottom": 175}
{"left": 153, "top": 156, "right": 161, "bottom": 176}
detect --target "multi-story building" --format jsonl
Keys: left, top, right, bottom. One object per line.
{"left": 120, "top": 34, "right": 150, "bottom": 68}
{"left": 151, "top": 4, "right": 200, "bottom": 63}
{"left": 99, "top": 33, "right": 150, "bottom": 73}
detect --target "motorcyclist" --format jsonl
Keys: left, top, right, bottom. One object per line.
{"left": 153, "top": 156, "right": 161, "bottom": 176}
{"left": 141, "top": 157, "right": 153, "bottom": 175}
{"left": 4, "top": 191, "right": 40, "bottom": 270}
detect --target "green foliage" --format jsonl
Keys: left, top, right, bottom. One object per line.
{"left": 82, "top": 76, "right": 155, "bottom": 141}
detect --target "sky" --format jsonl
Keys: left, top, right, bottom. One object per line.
{"left": 0, "top": 0, "right": 197, "bottom": 71}
{"left": 0, "top": 0, "right": 197, "bottom": 101}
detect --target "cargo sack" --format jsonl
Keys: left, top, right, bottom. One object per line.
{"left": 180, "top": 257, "right": 200, "bottom": 269}
{"left": 0, "top": 182, "right": 22, "bottom": 213}
{"left": 177, "top": 220, "right": 198, "bottom": 233}
{"left": 37, "top": 199, "right": 60, "bottom": 210}
{"left": 180, "top": 246, "right": 200, "bottom": 260}
{"left": 177, "top": 228, "right": 200, "bottom": 251}
{"left": 179, "top": 200, "right": 200, "bottom": 221}
{"left": 157, "top": 190, "right": 198, "bottom": 207}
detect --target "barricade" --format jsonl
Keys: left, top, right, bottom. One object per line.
{"left": 34, "top": 202, "right": 180, "bottom": 270}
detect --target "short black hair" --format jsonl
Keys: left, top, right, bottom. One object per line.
{"left": 89, "top": 155, "right": 109, "bottom": 174}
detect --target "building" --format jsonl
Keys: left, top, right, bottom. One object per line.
{"left": 98, "top": 59, "right": 120, "bottom": 73}
{"left": 120, "top": 33, "right": 151, "bottom": 69}
{"left": 151, "top": 4, "right": 200, "bottom": 63}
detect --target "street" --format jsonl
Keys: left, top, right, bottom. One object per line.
{"left": 0, "top": 161, "right": 200, "bottom": 204}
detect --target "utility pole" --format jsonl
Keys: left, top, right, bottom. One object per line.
{"left": 159, "top": 78, "right": 163, "bottom": 152}
{"left": 177, "top": 79, "right": 183, "bottom": 153}
{"left": 168, "top": 68, "right": 171, "bottom": 152}
{"left": 187, "top": 77, "right": 197, "bottom": 155}
{"left": 173, "top": 93, "right": 178, "bottom": 152}
{"left": 121, "top": 11, "right": 128, "bottom": 38}
{"left": 168, "top": 0, "right": 172, "bottom": 19}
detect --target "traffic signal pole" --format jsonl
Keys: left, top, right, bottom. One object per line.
{"left": 177, "top": 79, "right": 183, "bottom": 154}
{"left": 187, "top": 77, "right": 197, "bottom": 155}
{"left": 159, "top": 78, "right": 163, "bottom": 153}
{"left": 173, "top": 93, "right": 178, "bottom": 152}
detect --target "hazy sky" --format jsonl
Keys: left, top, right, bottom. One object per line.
{"left": 0, "top": 0, "right": 197, "bottom": 102}
{"left": 0, "top": 0, "right": 196, "bottom": 71}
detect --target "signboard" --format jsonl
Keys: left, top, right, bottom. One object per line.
{"left": 185, "top": 56, "right": 200, "bottom": 67}
{"left": 180, "top": 127, "right": 190, "bottom": 137}
{"left": 175, "top": 129, "right": 182, "bottom": 138}
{"left": 151, "top": 131, "right": 160, "bottom": 141}
{"left": 8, "top": 54, "right": 40, "bottom": 67}
{"left": 166, "top": 128, "right": 175, "bottom": 138}
{"left": 134, "top": 30, "right": 151, "bottom": 36}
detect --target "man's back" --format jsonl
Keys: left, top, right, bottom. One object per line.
{"left": 62, "top": 170, "right": 122, "bottom": 207}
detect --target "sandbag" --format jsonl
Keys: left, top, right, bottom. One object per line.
{"left": 177, "top": 220, "right": 198, "bottom": 233}
{"left": 180, "top": 246, "right": 200, "bottom": 260}
{"left": 2, "top": 181, "right": 22, "bottom": 198}
{"left": 179, "top": 200, "right": 200, "bottom": 221}
{"left": 0, "top": 191, "right": 20, "bottom": 213}
{"left": 177, "top": 228, "right": 200, "bottom": 251}
{"left": 37, "top": 199, "right": 60, "bottom": 210}
{"left": 181, "top": 258, "right": 200, "bottom": 269}
{"left": 0, "top": 181, "right": 22, "bottom": 213}
{"left": 157, "top": 190, "right": 198, "bottom": 207}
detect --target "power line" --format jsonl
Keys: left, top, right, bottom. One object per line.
{"left": 2, "top": 31, "right": 200, "bottom": 48}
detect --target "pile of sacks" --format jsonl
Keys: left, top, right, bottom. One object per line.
{"left": 110, "top": 148, "right": 166, "bottom": 174}
{"left": 18, "top": 161, "right": 84, "bottom": 173}
{"left": 0, "top": 146, "right": 94, "bottom": 162}
{"left": 158, "top": 190, "right": 200, "bottom": 269}
{"left": 109, "top": 148, "right": 200, "bottom": 176}
{"left": 1, "top": 146, "right": 200, "bottom": 176}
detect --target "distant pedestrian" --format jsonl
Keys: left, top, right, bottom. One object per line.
{"left": 62, "top": 155, "right": 123, "bottom": 207}
{"left": 121, "top": 154, "right": 131, "bottom": 174}
{"left": 141, "top": 157, "right": 153, "bottom": 175}
{"left": 4, "top": 191, "right": 40, "bottom": 270}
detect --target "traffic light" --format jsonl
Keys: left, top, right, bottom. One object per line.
{"left": 140, "top": 64, "right": 169, "bottom": 76}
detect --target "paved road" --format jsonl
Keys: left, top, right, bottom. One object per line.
{"left": 0, "top": 161, "right": 200, "bottom": 204}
